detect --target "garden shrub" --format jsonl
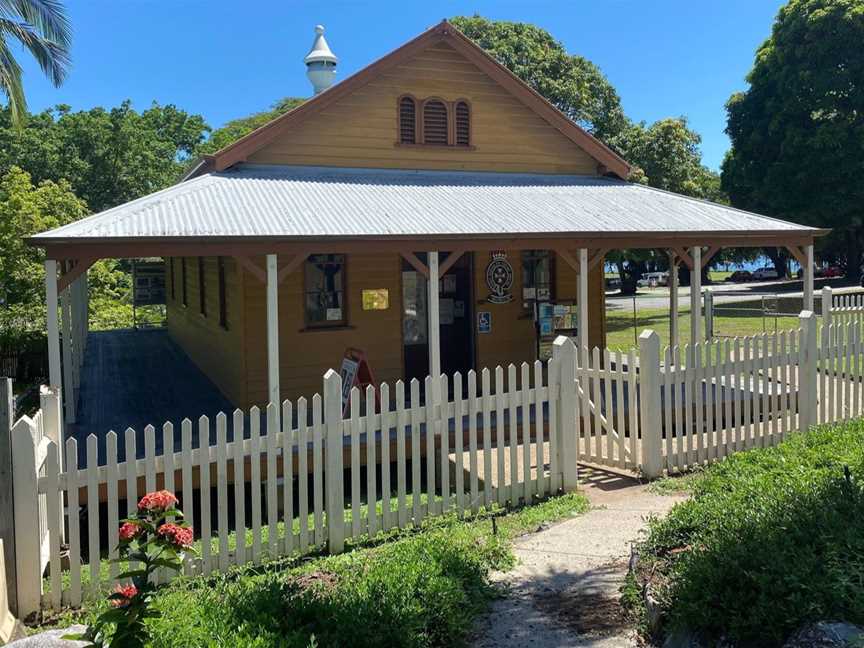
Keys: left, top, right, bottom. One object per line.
{"left": 640, "top": 421, "right": 864, "bottom": 646}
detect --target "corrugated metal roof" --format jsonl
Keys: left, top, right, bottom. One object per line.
{"left": 33, "top": 164, "right": 818, "bottom": 241}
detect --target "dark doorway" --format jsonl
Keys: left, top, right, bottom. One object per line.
{"left": 401, "top": 253, "right": 475, "bottom": 385}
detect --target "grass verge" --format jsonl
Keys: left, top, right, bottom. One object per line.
{"left": 37, "top": 491, "right": 590, "bottom": 647}
{"left": 630, "top": 421, "right": 864, "bottom": 646}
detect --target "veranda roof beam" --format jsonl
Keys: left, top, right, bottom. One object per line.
{"left": 234, "top": 255, "right": 266, "bottom": 283}
{"left": 400, "top": 251, "right": 429, "bottom": 278}
{"left": 57, "top": 257, "right": 97, "bottom": 292}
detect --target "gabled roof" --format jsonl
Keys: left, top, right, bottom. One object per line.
{"left": 32, "top": 164, "right": 824, "bottom": 243}
{"left": 189, "top": 20, "right": 632, "bottom": 179}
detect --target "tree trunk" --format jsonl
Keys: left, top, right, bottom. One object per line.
{"left": 764, "top": 247, "right": 788, "bottom": 278}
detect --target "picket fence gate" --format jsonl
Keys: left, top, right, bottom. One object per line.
{"left": 10, "top": 308, "right": 864, "bottom": 615}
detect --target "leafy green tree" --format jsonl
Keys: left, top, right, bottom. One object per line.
{"left": 0, "top": 0, "right": 71, "bottom": 124}
{"left": 722, "top": 0, "right": 864, "bottom": 278}
{"left": 0, "top": 166, "right": 87, "bottom": 341}
{"left": 0, "top": 101, "right": 209, "bottom": 212}
{"left": 195, "top": 97, "right": 304, "bottom": 156}
{"left": 450, "top": 15, "right": 627, "bottom": 140}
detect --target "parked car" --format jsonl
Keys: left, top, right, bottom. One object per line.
{"left": 636, "top": 271, "right": 668, "bottom": 288}
{"left": 823, "top": 266, "right": 844, "bottom": 278}
{"left": 752, "top": 267, "right": 780, "bottom": 280}
{"left": 725, "top": 270, "right": 753, "bottom": 283}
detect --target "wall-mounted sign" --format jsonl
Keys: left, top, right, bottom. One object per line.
{"left": 362, "top": 288, "right": 389, "bottom": 310}
{"left": 485, "top": 252, "right": 513, "bottom": 304}
{"left": 132, "top": 260, "right": 165, "bottom": 306}
{"left": 339, "top": 348, "right": 378, "bottom": 415}
{"left": 439, "top": 298, "right": 455, "bottom": 325}
{"left": 478, "top": 311, "right": 492, "bottom": 334}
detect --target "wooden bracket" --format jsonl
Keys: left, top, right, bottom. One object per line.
{"left": 701, "top": 245, "right": 722, "bottom": 269}
{"left": 58, "top": 257, "right": 97, "bottom": 292}
{"left": 277, "top": 253, "right": 309, "bottom": 283}
{"left": 234, "top": 255, "right": 266, "bottom": 283}
{"left": 587, "top": 248, "right": 609, "bottom": 271}
{"left": 400, "top": 251, "right": 429, "bottom": 278}
{"left": 671, "top": 247, "right": 695, "bottom": 270}
{"left": 786, "top": 245, "right": 808, "bottom": 268}
{"left": 554, "top": 248, "right": 580, "bottom": 273}
{"left": 438, "top": 248, "right": 469, "bottom": 276}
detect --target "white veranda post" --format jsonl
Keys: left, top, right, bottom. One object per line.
{"left": 690, "top": 246, "right": 702, "bottom": 346}
{"left": 578, "top": 248, "right": 588, "bottom": 354}
{"left": 804, "top": 244, "right": 814, "bottom": 311}
{"left": 668, "top": 251, "right": 679, "bottom": 350}
{"left": 45, "top": 260, "right": 62, "bottom": 391}
{"left": 428, "top": 251, "right": 441, "bottom": 385}
{"left": 266, "top": 254, "right": 280, "bottom": 408}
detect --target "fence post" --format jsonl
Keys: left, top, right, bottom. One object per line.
{"left": 638, "top": 330, "right": 663, "bottom": 479}
{"left": 820, "top": 286, "right": 832, "bottom": 332}
{"left": 553, "top": 336, "right": 579, "bottom": 491}
{"left": 323, "top": 369, "right": 345, "bottom": 554}
{"left": 11, "top": 418, "right": 40, "bottom": 618}
{"left": 0, "top": 379, "right": 17, "bottom": 617}
{"left": 703, "top": 288, "right": 714, "bottom": 340}
{"left": 798, "top": 311, "right": 818, "bottom": 432}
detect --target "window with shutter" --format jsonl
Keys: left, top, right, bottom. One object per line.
{"left": 455, "top": 101, "right": 470, "bottom": 146}
{"left": 422, "top": 99, "right": 449, "bottom": 145}
{"left": 399, "top": 96, "right": 416, "bottom": 144}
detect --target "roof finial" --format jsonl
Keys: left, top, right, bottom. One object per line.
{"left": 305, "top": 24, "right": 338, "bottom": 95}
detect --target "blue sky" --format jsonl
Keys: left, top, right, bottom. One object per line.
{"left": 16, "top": 0, "right": 784, "bottom": 170}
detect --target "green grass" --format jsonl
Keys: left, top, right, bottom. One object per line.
{"left": 38, "top": 492, "right": 590, "bottom": 647}
{"left": 605, "top": 305, "right": 800, "bottom": 352}
{"left": 632, "top": 421, "right": 864, "bottom": 646}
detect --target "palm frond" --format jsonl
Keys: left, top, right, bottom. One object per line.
{"left": 0, "top": 36, "right": 25, "bottom": 123}
{"left": 0, "top": 17, "right": 68, "bottom": 85}
{"left": 0, "top": 0, "right": 70, "bottom": 48}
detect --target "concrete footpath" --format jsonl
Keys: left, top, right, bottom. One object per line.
{"left": 472, "top": 469, "right": 686, "bottom": 648}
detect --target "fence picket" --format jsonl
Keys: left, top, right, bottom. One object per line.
{"left": 249, "top": 409, "right": 262, "bottom": 564}
{"left": 65, "top": 438, "right": 81, "bottom": 607}
{"left": 232, "top": 410, "right": 247, "bottom": 564}
{"left": 312, "top": 394, "right": 324, "bottom": 546}
{"left": 395, "top": 382, "right": 407, "bottom": 528}
{"left": 439, "top": 374, "right": 450, "bottom": 515}
{"left": 198, "top": 416, "right": 212, "bottom": 574}
{"left": 533, "top": 361, "right": 545, "bottom": 495}
{"left": 366, "top": 385, "right": 378, "bottom": 535}
{"left": 627, "top": 349, "right": 638, "bottom": 471}
{"left": 266, "top": 405, "right": 279, "bottom": 557}
{"left": 86, "top": 434, "right": 99, "bottom": 597}
{"left": 106, "top": 431, "right": 119, "bottom": 582}
{"left": 453, "top": 372, "right": 465, "bottom": 514}
{"left": 297, "top": 399, "right": 309, "bottom": 552}
{"left": 507, "top": 364, "right": 518, "bottom": 502}
{"left": 379, "top": 384, "right": 391, "bottom": 531}
{"left": 45, "top": 441, "right": 61, "bottom": 611}
{"left": 424, "top": 376, "right": 437, "bottom": 517}
{"left": 282, "top": 400, "right": 295, "bottom": 553}
{"left": 124, "top": 428, "right": 138, "bottom": 572}
{"left": 410, "top": 379, "right": 422, "bottom": 526}
{"left": 468, "top": 371, "right": 479, "bottom": 512}
{"left": 521, "top": 362, "right": 532, "bottom": 503}
{"left": 603, "top": 349, "right": 614, "bottom": 464}
{"left": 482, "top": 368, "right": 493, "bottom": 506}
{"left": 494, "top": 366, "right": 506, "bottom": 506}
{"left": 144, "top": 425, "right": 156, "bottom": 494}
{"left": 350, "top": 388, "right": 362, "bottom": 539}
{"left": 216, "top": 413, "right": 229, "bottom": 571}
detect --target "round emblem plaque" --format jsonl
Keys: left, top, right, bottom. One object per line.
{"left": 485, "top": 253, "right": 514, "bottom": 304}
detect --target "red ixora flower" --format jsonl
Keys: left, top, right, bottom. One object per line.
{"left": 157, "top": 522, "right": 194, "bottom": 548}
{"left": 118, "top": 521, "right": 142, "bottom": 541}
{"left": 110, "top": 584, "right": 138, "bottom": 608}
{"left": 137, "top": 490, "right": 178, "bottom": 513}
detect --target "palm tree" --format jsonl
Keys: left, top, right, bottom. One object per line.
{"left": 0, "top": 0, "right": 71, "bottom": 124}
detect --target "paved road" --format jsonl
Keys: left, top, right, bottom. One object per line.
{"left": 606, "top": 278, "right": 863, "bottom": 311}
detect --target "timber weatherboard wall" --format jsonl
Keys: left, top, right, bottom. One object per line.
{"left": 166, "top": 256, "right": 247, "bottom": 407}
{"left": 248, "top": 41, "right": 600, "bottom": 175}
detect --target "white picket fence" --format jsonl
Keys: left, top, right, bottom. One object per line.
{"left": 11, "top": 339, "right": 583, "bottom": 615}
{"left": 11, "top": 307, "right": 864, "bottom": 615}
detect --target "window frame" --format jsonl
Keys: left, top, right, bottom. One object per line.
{"left": 303, "top": 253, "right": 349, "bottom": 330}
{"left": 217, "top": 256, "right": 228, "bottom": 330}
{"left": 420, "top": 97, "right": 451, "bottom": 146}
{"left": 452, "top": 98, "right": 472, "bottom": 147}
{"left": 181, "top": 258, "right": 188, "bottom": 307}
{"left": 397, "top": 94, "right": 418, "bottom": 145}
{"left": 198, "top": 257, "right": 207, "bottom": 317}
{"left": 521, "top": 250, "right": 556, "bottom": 314}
